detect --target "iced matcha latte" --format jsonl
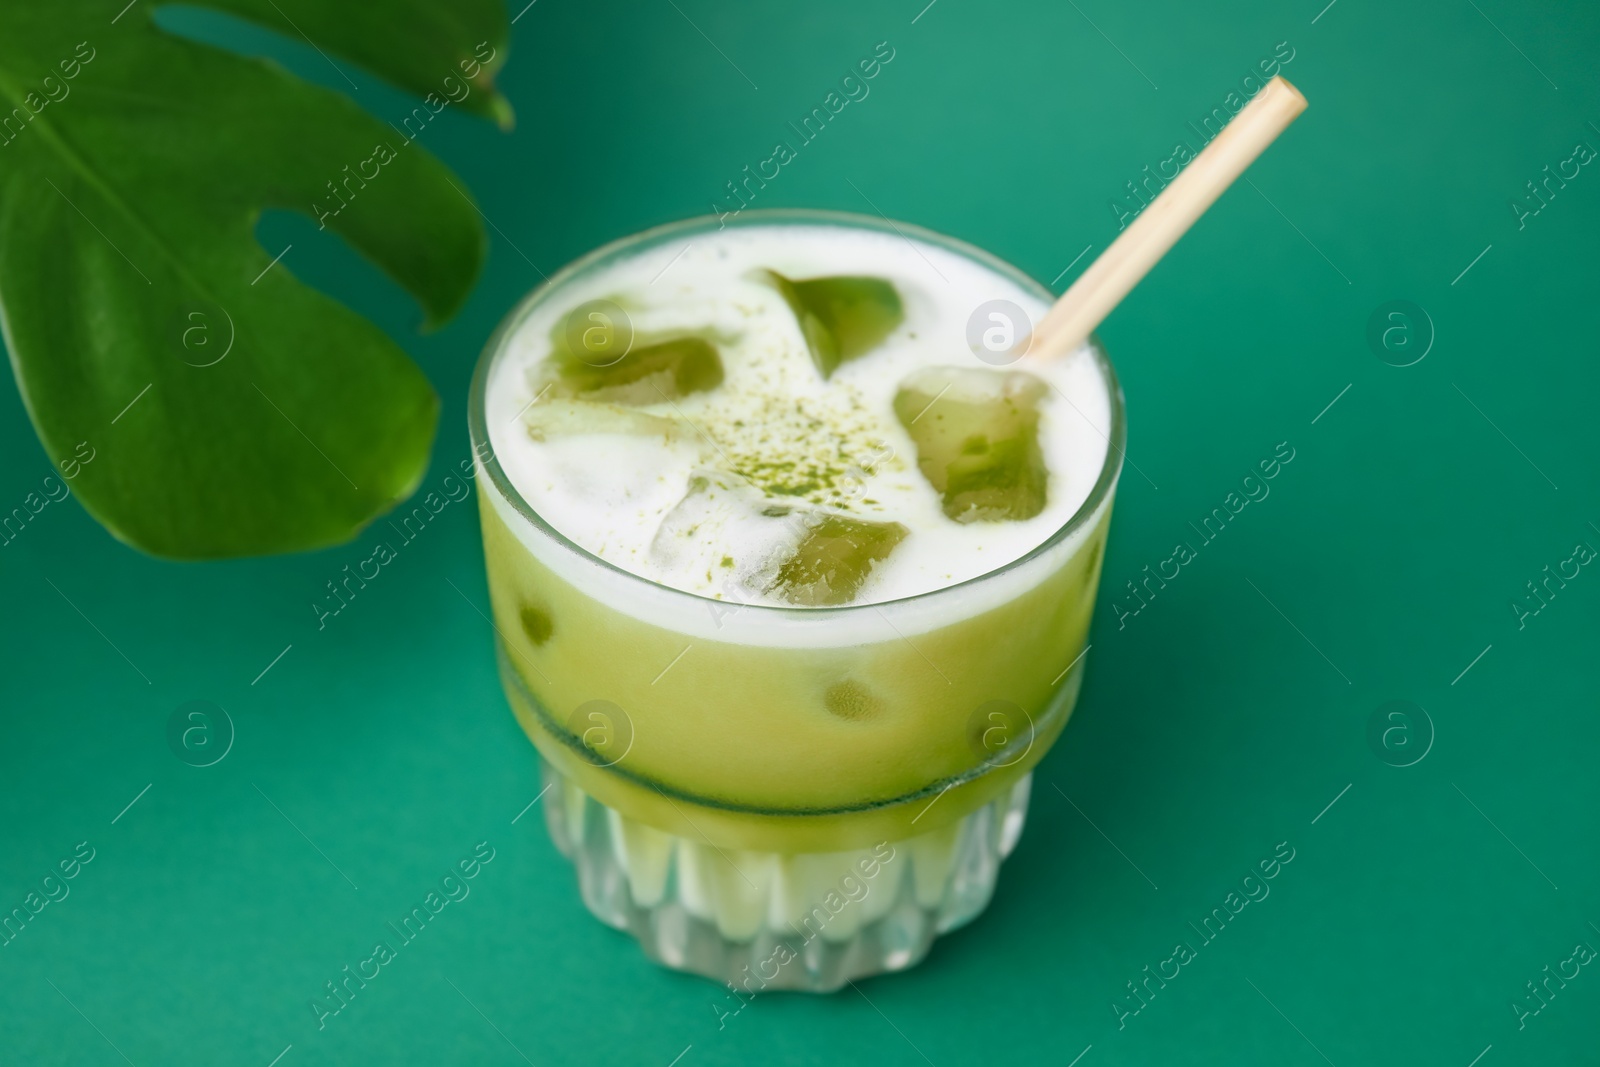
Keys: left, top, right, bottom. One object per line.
{"left": 469, "top": 210, "right": 1123, "bottom": 990}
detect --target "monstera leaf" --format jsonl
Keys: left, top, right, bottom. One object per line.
{"left": 0, "top": 0, "right": 510, "bottom": 557}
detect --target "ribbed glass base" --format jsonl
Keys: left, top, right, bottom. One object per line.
{"left": 542, "top": 760, "right": 1030, "bottom": 992}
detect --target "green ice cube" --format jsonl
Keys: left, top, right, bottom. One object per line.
{"left": 758, "top": 271, "right": 903, "bottom": 379}
{"left": 548, "top": 335, "right": 724, "bottom": 405}
{"left": 893, "top": 367, "right": 1050, "bottom": 523}
{"left": 523, "top": 398, "right": 688, "bottom": 442}
{"left": 769, "top": 513, "right": 908, "bottom": 607}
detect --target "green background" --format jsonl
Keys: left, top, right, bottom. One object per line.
{"left": 3, "top": 0, "right": 1597, "bottom": 1064}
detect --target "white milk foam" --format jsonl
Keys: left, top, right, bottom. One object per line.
{"left": 485, "top": 224, "right": 1112, "bottom": 610}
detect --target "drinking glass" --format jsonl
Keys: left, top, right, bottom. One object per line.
{"left": 468, "top": 209, "right": 1124, "bottom": 991}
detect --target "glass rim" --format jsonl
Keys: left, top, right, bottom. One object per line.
{"left": 467, "top": 207, "right": 1127, "bottom": 619}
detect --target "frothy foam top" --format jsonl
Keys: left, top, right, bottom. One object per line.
{"left": 485, "top": 223, "right": 1112, "bottom": 608}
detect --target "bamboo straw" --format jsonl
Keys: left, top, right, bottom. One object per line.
{"left": 1029, "top": 75, "right": 1308, "bottom": 360}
